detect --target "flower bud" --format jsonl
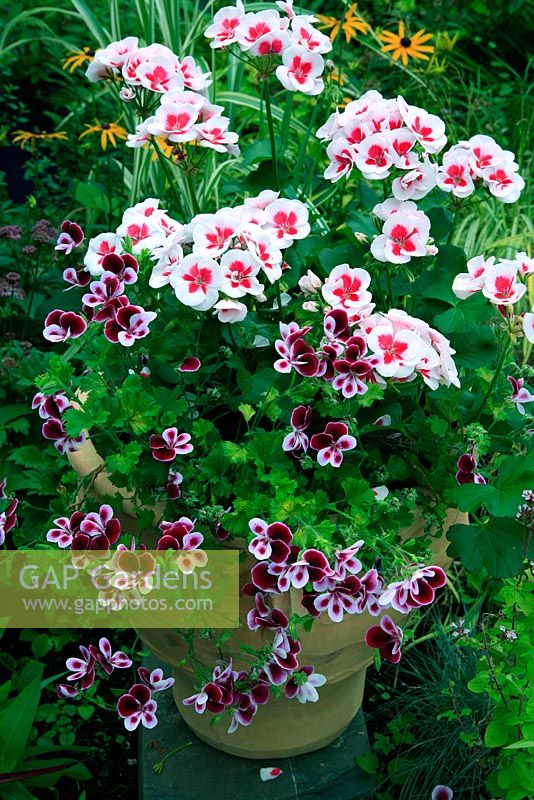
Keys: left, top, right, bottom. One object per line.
{"left": 298, "top": 269, "right": 322, "bottom": 295}
{"left": 120, "top": 86, "right": 136, "bottom": 102}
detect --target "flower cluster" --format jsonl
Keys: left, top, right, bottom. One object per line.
{"left": 85, "top": 36, "right": 239, "bottom": 156}
{"left": 57, "top": 636, "right": 132, "bottom": 698}
{"left": 205, "top": 0, "right": 331, "bottom": 96}
{"left": 77, "top": 193, "right": 309, "bottom": 324}
{"left": 46, "top": 503, "right": 121, "bottom": 550}
{"left": 317, "top": 91, "right": 524, "bottom": 205}
{"left": 274, "top": 278, "right": 459, "bottom": 392}
{"left": 317, "top": 91, "right": 446, "bottom": 186}
{"left": 452, "top": 252, "right": 530, "bottom": 307}
{"left": 437, "top": 135, "right": 525, "bottom": 203}
{"left": 32, "top": 391, "right": 87, "bottom": 455}
{"left": 283, "top": 408, "right": 358, "bottom": 467}
{"left": 183, "top": 652, "right": 324, "bottom": 734}
{"left": 246, "top": 518, "right": 446, "bottom": 632}
{"left": 370, "top": 199, "right": 435, "bottom": 264}
{"left": 58, "top": 638, "right": 174, "bottom": 732}
{"left": 0, "top": 271, "right": 25, "bottom": 300}
{"left": 49, "top": 213, "right": 157, "bottom": 347}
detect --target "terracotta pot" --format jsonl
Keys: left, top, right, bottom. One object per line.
{"left": 68, "top": 439, "right": 467, "bottom": 758}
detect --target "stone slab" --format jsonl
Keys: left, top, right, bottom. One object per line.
{"left": 140, "top": 680, "right": 374, "bottom": 800}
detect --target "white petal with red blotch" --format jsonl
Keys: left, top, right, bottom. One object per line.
{"left": 523, "top": 312, "right": 534, "bottom": 344}
{"left": 259, "top": 767, "right": 283, "bottom": 782}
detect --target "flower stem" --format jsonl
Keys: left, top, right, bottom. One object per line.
{"left": 280, "top": 92, "right": 293, "bottom": 152}
{"left": 152, "top": 741, "right": 192, "bottom": 775}
{"left": 471, "top": 334, "right": 512, "bottom": 421}
{"left": 386, "top": 266, "right": 394, "bottom": 308}
{"left": 185, "top": 170, "right": 201, "bottom": 216}
{"left": 263, "top": 80, "right": 280, "bottom": 191}
{"left": 150, "top": 139, "right": 184, "bottom": 216}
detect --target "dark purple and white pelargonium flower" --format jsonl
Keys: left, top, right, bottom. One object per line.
{"left": 310, "top": 421, "right": 357, "bottom": 467}
{"left": 117, "top": 683, "right": 158, "bottom": 731}
{"left": 149, "top": 427, "right": 193, "bottom": 462}
{"left": 365, "top": 615, "right": 403, "bottom": 664}
{"left": 284, "top": 665, "right": 326, "bottom": 704}
{"left": 55, "top": 220, "right": 85, "bottom": 255}
{"left": 282, "top": 404, "right": 312, "bottom": 453}
{"left": 379, "top": 565, "right": 447, "bottom": 613}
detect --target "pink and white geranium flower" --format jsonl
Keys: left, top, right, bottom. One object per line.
{"left": 84, "top": 232, "right": 123, "bottom": 275}
{"left": 452, "top": 255, "right": 494, "bottom": 299}
{"left": 214, "top": 299, "right": 248, "bottom": 323}
{"left": 220, "top": 250, "right": 264, "bottom": 297}
{"left": 397, "top": 96, "right": 447, "bottom": 154}
{"left": 103, "top": 304, "right": 157, "bottom": 346}
{"left": 55, "top": 220, "right": 84, "bottom": 254}
{"left": 321, "top": 264, "right": 372, "bottom": 310}
{"left": 192, "top": 213, "right": 241, "bottom": 256}
{"left": 313, "top": 576, "right": 362, "bottom": 623}
{"left": 150, "top": 427, "right": 193, "bottom": 461}
{"left": 137, "top": 666, "right": 175, "bottom": 692}
{"left": 371, "top": 203, "right": 431, "bottom": 264}
{"left": 43, "top": 310, "right": 87, "bottom": 343}
{"left": 366, "top": 323, "right": 422, "bottom": 378}
{"left": 437, "top": 148, "right": 475, "bottom": 198}
{"left": 205, "top": 2, "right": 246, "bottom": 48}
{"left": 391, "top": 157, "right": 437, "bottom": 201}
{"left": 276, "top": 46, "right": 324, "bottom": 95}
{"left": 248, "top": 517, "right": 293, "bottom": 563}
{"left": 65, "top": 645, "right": 95, "bottom": 689}
{"left": 354, "top": 133, "right": 393, "bottom": 178}
{"left": 170, "top": 254, "right": 223, "bottom": 309}
{"left": 481, "top": 260, "right": 526, "bottom": 306}
{"left": 365, "top": 615, "right": 403, "bottom": 664}
{"left": 90, "top": 638, "right": 132, "bottom": 674}
{"left": 264, "top": 199, "right": 310, "bottom": 246}
{"left": 523, "top": 312, "right": 534, "bottom": 344}
{"left": 323, "top": 138, "right": 357, "bottom": 182}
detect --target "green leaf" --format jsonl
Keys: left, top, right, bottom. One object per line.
{"left": 426, "top": 207, "right": 454, "bottom": 244}
{"left": 70, "top": 0, "right": 110, "bottom": 46}
{"left": 485, "top": 718, "right": 513, "bottom": 747}
{"left": 238, "top": 404, "right": 255, "bottom": 423}
{"left": 318, "top": 243, "right": 359, "bottom": 274}
{"left": 504, "top": 740, "right": 534, "bottom": 750}
{"left": 62, "top": 407, "right": 89, "bottom": 438}
{"left": 447, "top": 518, "right": 527, "bottom": 577}
{"left": 30, "top": 635, "right": 53, "bottom": 660}
{"left": 450, "top": 459, "right": 534, "bottom": 517}
{"left": 221, "top": 442, "right": 248, "bottom": 464}
{"left": 0, "top": 406, "right": 29, "bottom": 427}
{"left": 355, "top": 751, "right": 378, "bottom": 774}
{"left": 0, "top": 674, "right": 43, "bottom": 771}
{"left": 0, "top": 782, "right": 37, "bottom": 799}
{"left": 106, "top": 442, "right": 142, "bottom": 476}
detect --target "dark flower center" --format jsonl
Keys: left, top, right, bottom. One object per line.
{"left": 400, "top": 36, "right": 412, "bottom": 47}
